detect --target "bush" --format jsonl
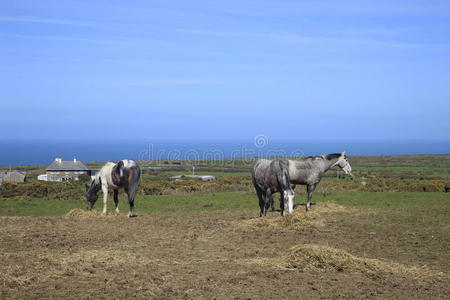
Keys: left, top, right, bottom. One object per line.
{"left": 0, "top": 180, "right": 85, "bottom": 200}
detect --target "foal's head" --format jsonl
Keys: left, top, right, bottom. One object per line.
{"left": 85, "top": 179, "right": 101, "bottom": 210}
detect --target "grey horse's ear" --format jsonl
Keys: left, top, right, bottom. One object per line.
{"left": 341, "top": 151, "right": 346, "bottom": 156}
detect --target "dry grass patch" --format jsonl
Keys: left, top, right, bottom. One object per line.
{"left": 252, "top": 244, "right": 446, "bottom": 280}
{"left": 238, "top": 202, "right": 356, "bottom": 229}
{"left": 0, "top": 248, "right": 165, "bottom": 298}
{"left": 64, "top": 208, "right": 107, "bottom": 219}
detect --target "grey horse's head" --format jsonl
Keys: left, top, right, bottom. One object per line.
{"left": 283, "top": 189, "right": 295, "bottom": 214}
{"left": 335, "top": 151, "right": 352, "bottom": 174}
{"left": 85, "top": 179, "right": 100, "bottom": 210}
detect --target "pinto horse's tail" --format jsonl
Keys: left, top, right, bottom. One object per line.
{"left": 117, "top": 160, "right": 124, "bottom": 178}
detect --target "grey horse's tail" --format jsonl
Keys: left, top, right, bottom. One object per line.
{"left": 278, "top": 160, "right": 291, "bottom": 190}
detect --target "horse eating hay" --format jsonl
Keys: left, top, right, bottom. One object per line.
{"left": 85, "top": 159, "right": 141, "bottom": 217}
{"left": 252, "top": 159, "right": 295, "bottom": 217}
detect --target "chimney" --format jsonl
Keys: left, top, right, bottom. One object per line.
{"left": 74, "top": 157, "right": 77, "bottom": 163}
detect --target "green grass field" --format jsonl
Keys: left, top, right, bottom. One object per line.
{"left": 2, "top": 190, "right": 448, "bottom": 217}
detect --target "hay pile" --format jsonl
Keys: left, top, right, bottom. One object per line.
{"left": 64, "top": 208, "right": 102, "bottom": 219}
{"left": 239, "top": 202, "right": 353, "bottom": 229}
{"left": 253, "top": 244, "right": 445, "bottom": 279}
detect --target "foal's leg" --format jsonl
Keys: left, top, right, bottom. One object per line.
{"left": 101, "top": 184, "right": 108, "bottom": 215}
{"left": 113, "top": 189, "right": 119, "bottom": 215}
{"left": 306, "top": 184, "right": 316, "bottom": 211}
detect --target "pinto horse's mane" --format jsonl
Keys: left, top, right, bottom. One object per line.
{"left": 89, "top": 174, "right": 102, "bottom": 192}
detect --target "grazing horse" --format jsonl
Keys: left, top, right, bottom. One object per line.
{"left": 85, "top": 159, "right": 141, "bottom": 217}
{"left": 252, "top": 159, "right": 295, "bottom": 217}
{"left": 287, "top": 151, "right": 352, "bottom": 211}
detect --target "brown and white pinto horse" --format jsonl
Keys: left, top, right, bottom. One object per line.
{"left": 86, "top": 159, "right": 141, "bottom": 217}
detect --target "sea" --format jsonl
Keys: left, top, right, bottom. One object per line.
{"left": 0, "top": 138, "right": 449, "bottom": 166}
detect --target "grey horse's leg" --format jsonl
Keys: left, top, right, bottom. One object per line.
{"left": 270, "top": 198, "right": 275, "bottom": 211}
{"left": 113, "top": 189, "right": 119, "bottom": 215}
{"left": 257, "top": 189, "right": 265, "bottom": 217}
{"left": 291, "top": 184, "right": 296, "bottom": 190}
{"left": 306, "top": 184, "right": 316, "bottom": 211}
{"left": 264, "top": 188, "right": 272, "bottom": 216}
{"left": 279, "top": 191, "right": 285, "bottom": 216}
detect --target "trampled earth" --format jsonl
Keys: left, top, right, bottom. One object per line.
{"left": 1, "top": 202, "right": 448, "bottom": 299}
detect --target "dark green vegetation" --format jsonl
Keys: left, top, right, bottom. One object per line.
{"left": 1, "top": 154, "right": 449, "bottom": 202}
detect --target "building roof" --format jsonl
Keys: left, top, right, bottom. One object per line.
{"left": 46, "top": 160, "right": 90, "bottom": 171}
{"left": 0, "top": 170, "right": 26, "bottom": 182}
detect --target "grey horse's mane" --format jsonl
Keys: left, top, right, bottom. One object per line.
{"left": 294, "top": 153, "right": 342, "bottom": 161}
{"left": 324, "top": 153, "right": 342, "bottom": 160}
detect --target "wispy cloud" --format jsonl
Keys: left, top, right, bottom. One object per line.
{"left": 0, "top": 16, "right": 97, "bottom": 27}
{"left": 218, "top": 1, "right": 450, "bottom": 17}
{"left": 171, "top": 28, "right": 450, "bottom": 51}
{"left": 1, "top": 13, "right": 449, "bottom": 53}
{"left": 123, "top": 79, "right": 223, "bottom": 86}
{"left": 0, "top": 33, "right": 126, "bottom": 44}
{"left": 312, "top": 62, "right": 390, "bottom": 71}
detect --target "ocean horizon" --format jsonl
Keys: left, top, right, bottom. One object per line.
{"left": 0, "top": 138, "right": 449, "bottom": 166}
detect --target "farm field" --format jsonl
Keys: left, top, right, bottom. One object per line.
{"left": 3, "top": 0, "right": 449, "bottom": 298}
{"left": 0, "top": 190, "right": 449, "bottom": 299}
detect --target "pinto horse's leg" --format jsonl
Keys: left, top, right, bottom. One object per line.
{"left": 306, "top": 184, "right": 316, "bottom": 212}
{"left": 125, "top": 166, "right": 140, "bottom": 218}
{"left": 101, "top": 184, "right": 108, "bottom": 215}
{"left": 126, "top": 185, "right": 138, "bottom": 218}
{"left": 113, "top": 189, "right": 119, "bottom": 215}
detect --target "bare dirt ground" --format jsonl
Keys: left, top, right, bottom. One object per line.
{"left": 1, "top": 205, "right": 448, "bottom": 299}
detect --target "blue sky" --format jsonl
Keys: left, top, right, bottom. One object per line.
{"left": 1, "top": 0, "right": 449, "bottom": 140}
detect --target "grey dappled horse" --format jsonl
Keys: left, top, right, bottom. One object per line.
{"left": 287, "top": 151, "right": 352, "bottom": 211}
{"left": 252, "top": 159, "right": 295, "bottom": 217}
{"left": 86, "top": 159, "right": 141, "bottom": 217}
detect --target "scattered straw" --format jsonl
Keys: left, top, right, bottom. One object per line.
{"left": 64, "top": 208, "right": 102, "bottom": 219}
{"left": 252, "top": 244, "right": 445, "bottom": 279}
{"left": 238, "top": 202, "right": 354, "bottom": 230}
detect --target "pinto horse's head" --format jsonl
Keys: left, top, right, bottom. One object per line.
{"left": 85, "top": 179, "right": 100, "bottom": 210}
